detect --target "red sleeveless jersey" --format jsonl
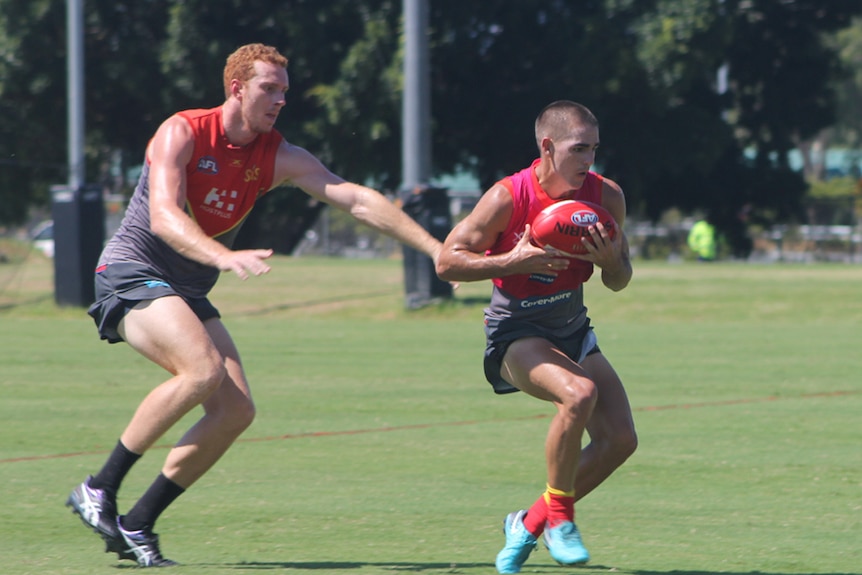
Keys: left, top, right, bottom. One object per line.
{"left": 177, "top": 107, "right": 283, "bottom": 239}
{"left": 488, "top": 159, "right": 604, "bottom": 298}
{"left": 96, "top": 107, "right": 285, "bottom": 298}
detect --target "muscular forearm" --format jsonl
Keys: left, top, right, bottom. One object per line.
{"left": 437, "top": 256, "right": 486, "bottom": 283}
{"left": 151, "top": 207, "right": 232, "bottom": 268}
{"left": 601, "top": 254, "right": 632, "bottom": 291}
{"left": 437, "top": 248, "right": 529, "bottom": 283}
{"left": 348, "top": 187, "right": 442, "bottom": 260}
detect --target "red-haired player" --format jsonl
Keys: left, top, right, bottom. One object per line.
{"left": 66, "top": 43, "right": 443, "bottom": 567}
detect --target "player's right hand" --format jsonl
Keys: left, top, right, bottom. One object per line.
{"left": 218, "top": 249, "right": 274, "bottom": 280}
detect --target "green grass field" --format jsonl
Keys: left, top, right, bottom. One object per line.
{"left": 1, "top": 251, "right": 859, "bottom": 575}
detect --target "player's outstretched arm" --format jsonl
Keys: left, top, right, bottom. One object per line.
{"left": 273, "top": 142, "right": 442, "bottom": 262}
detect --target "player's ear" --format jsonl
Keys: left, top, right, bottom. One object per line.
{"left": 541, "top": 137, "right": 553, "bottom": 156}
{"left": 229, "top": 78, "right": 244, "bottom": 100}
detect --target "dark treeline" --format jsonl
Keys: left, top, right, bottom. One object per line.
{"left": 2, "top": 0, "right": 861, "bottom": 255}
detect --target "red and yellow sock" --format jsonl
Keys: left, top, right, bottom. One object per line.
{"left": 522, "top": 484, "right": 576, "bottom": 535}
{"left": 522, "top": 493, "right": 549, "bottom": 536}
{"left": 544, "top": 484, "right": 575, "bottom": 529}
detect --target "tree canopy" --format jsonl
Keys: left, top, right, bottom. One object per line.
{"left": 2, "top": 0, "right": 861, "bottom": 255}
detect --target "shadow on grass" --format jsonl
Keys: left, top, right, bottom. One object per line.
{"left": 236, "top": 291, "right": 489, "bottom": 317}
{"left": 204, "top": 562, "right": 493, "bottom": 571}
{"left": 194, "top": 563, "right": 862, "bottom": 575}
{"left": 238, "top": 289, "right": 398, "bottom": 316}
{"left": 631, "top": 571, "right": 861, "bottom": 575}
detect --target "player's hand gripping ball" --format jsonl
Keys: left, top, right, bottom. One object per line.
{"left": 531, "top": 200, "right": 617, "bottom": 255}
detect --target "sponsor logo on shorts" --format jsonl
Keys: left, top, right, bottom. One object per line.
{"left": 144, "top": 280, "right": 171, "bottom": 289}
{"left": 519, "top": 291, "right": 572, "bottom": 309}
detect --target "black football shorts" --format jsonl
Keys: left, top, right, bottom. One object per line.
{"left": 483, "top": 317, "right": 600, "bottom": 395}
{"left": 87, "top": 261, "right": 220, "bottom": 344}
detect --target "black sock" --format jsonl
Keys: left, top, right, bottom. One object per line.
{"left": 89, "top": 440, "right": 142, "bottom": 495}
{"left": 121, "top": 473, "right": 186, "bottom": 532}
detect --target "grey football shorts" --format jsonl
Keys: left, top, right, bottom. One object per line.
{"left": 87, "top": 261, "right": 220, "bottom": 344}
{"left": 483, "top": 317, "right": 600, "bottom": 395}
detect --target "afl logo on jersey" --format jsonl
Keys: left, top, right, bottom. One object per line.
{"left": 196, "top": 156, "right": 219, "bottom": 175}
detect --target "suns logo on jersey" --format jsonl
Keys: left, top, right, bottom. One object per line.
{"left": 244, "top": 166, "right": 261, "bottom": 183}
{"left": 196, "top": 156, "right": 219, "bottom": 175}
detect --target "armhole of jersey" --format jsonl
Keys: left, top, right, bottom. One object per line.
{"left": 583, "top": 172, "right": 604, "bottom": 205}
{"left": 495, "top": 177, "right": 521, "bottom": 251}
{"left": 144, "top": 113, "right": 197, "bottom": 167}
{"left": 592, "top": 172, "right": 604, "bottom": 188}
{"left": 498, "top": 177, "right": 515, "bottom": 198}
{"left": 259, "top": 133, "right": 286, "bottom": 197}
{"left": 596, "top": 174, "right": 613, "bottom": 207}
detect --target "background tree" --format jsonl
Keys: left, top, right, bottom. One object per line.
{"left": 149, "top": 0, "right": 406, "bottom": 250}
{"left": 422, "top": 0, "right": 862, "bottom": 255}
{"left": 831, "top": 16, "right": 862, "bottom": 151}
{"left": 0, "top": 0, "right": 68, "bottom": 222}
{"left": 1, "top": 0, "right": 861, "bottom": 258}
{"left": 717, "top": 0, "right": 859, "bottom": 252}
{"left": 800, "top": 15, "right": 862, "bottom": 180}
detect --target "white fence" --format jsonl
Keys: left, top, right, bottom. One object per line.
{"left": 626, "top": 220, "right": 862, "bottom": 263}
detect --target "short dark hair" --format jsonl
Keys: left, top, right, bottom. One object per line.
{"left": 535, "top": 100, "right": 598, "bottom": 149}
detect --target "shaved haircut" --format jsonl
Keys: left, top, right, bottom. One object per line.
{"left": 535, "top": 100, "right": 598, "bottom": 150}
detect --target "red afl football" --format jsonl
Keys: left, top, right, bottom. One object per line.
{"left": 530, "top": 200, "right": 617, "bottom": 254}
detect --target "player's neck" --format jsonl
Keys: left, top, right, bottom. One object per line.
{"left": 221, "top": 103, "right": 259, "bottom": 147}
{"left": 535, "top": 162, "right": 574, "bottom": 200}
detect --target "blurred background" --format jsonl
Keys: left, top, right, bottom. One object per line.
{"left": 3, "top": 0, "right": 862, "bottom": 280}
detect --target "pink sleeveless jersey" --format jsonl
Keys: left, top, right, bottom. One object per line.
{"left": 483, "top": 160, "right": 605, "bottom": 331}
{"left": 489, "top": 159, "right": 604, "bottom": 298}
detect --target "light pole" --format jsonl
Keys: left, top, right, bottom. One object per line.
{"left": 67, "top": 0, "right": 85, "bottom": 189}
{"left": 400, "top": 0, "right": 452, "bottom": 307}
{"left": 402, "top": 0, "right": 431, "bottom": 191}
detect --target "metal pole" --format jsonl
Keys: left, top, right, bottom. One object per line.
{"left": 402, "top": 0, "right": 431, "bottom": 190}
{"left": 67, "top": 0, "right": 85, "bottom": 189}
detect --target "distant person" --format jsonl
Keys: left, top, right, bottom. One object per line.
{"left": 66, "top": 43, "right": 443, "bottom": 567}
{"left": 436, "top": 100, "right": 637, "bottom": 574}
{"left": 687, "top": 218, "right": 718, "bottom": 261}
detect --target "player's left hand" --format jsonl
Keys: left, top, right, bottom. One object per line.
{"left": 569, "top": 222, "right": 623, "bottom": 269}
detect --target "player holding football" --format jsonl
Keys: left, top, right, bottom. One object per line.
{"left": 66, "top": 43, "right": 444, "bottom": 567}
{"left": 436, "top": 100, "right": 635, "bottom": 573}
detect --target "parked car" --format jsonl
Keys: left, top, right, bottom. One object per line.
{"left": 30, "top": 220, "right": 54, "bottom": 258}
